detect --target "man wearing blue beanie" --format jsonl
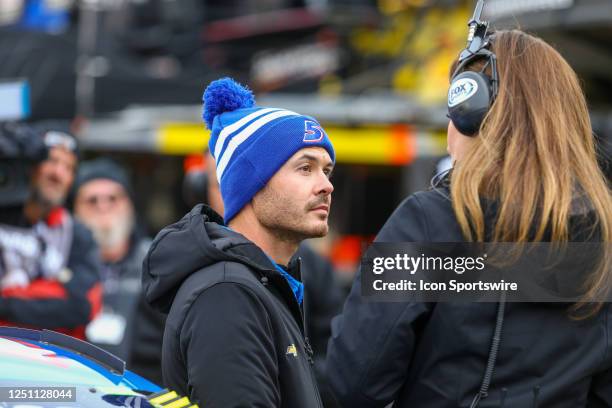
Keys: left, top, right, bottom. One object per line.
{"left": 143, "top": 78, "right": 335, "bottom": 407}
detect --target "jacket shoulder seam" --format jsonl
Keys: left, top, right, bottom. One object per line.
{"left": 411, "top": 193, "right": 432, "bottom": 241}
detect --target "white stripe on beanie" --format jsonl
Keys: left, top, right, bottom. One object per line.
{"left": 216, "top": 109, "right": 299, "bottom": 181}
{"left": 213, "top": 107, "right": 280, "bottom": 161}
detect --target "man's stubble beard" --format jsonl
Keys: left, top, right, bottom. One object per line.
{"left": 29, "top": 185, "right": 64, "bottom": 216}
{"left": 253, "top": 186, "right": 329, "bottom": 246}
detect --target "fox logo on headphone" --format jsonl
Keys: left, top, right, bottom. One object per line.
{"left": 448, "top": 78, "right": 479, "bottom": 108}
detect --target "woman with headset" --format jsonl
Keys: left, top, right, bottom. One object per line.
{"left": 325, "top": 21, "right": 611, "bottom": 408}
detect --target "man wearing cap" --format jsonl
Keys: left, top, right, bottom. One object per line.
{"left": 143, "top": 78, "right": 335, "bottom": 407}
{"left": 73, "top": 158, "right": 165, "bottom": 385}
{"left": 183, "top": 150, "right": 344, "bottom": 407}
{"left": 0, "top": 125, "right": 102, "bottom": 339}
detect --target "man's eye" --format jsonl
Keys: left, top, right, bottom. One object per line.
{"left": 299, "top": 165, "right": 311, "bottom": 172}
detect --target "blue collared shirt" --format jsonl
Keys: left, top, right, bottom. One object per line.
{"left": 268, "top": 257, "right": 304, "bottom": 305}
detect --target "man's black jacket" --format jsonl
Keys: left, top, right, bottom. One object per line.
{"left": 295, "top": 243, "right": 343, "bottom": 408}
{"left": 326, "top": 185, "right": 612, "bottom": 407}
{"left": 142, "top": 204, "right": 323, "bottom": 407}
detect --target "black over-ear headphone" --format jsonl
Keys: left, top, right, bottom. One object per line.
{"left": 448, "top": 0, "right": 498, "bottom": 137}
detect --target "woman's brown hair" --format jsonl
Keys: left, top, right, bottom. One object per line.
{"left": 449, "top": 30, "right": 611, "bottom": 316}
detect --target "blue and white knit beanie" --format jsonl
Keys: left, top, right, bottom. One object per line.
{"left": 203, "top": 77, "right": 335, "bottom": 224}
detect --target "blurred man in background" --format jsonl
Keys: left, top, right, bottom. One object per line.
{"left": 73, "top": 158, "right": 165, "bottom": 385}
{"left": 0, "top": 124, "right": 102, "bottom": 339}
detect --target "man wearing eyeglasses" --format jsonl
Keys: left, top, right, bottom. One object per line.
{"left": 73, "top": 158, "right": 165, "bottom": 385}
{"left": 0, "top": 124, "right": 102, "bottom": 340}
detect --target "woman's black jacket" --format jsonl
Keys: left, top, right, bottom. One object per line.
{"left": 326, "top": 186, "right": 611, "bottom": 407}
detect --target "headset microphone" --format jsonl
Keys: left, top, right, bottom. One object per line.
{"left": 447, "top": 0, "right": 498, "bottom": 137}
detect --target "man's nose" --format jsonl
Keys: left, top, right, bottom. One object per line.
{"left": 316, "top": 172, "right": 334, "bottom": 196}
{"left": 96, "top": 199, "right": 113, "bottom": 212}
{"left": 50, "top": 162, "right": 70, "bottom": 182}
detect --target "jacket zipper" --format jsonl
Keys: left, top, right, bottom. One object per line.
{"left": 303, "top": 336, "right": 323, "bottom": 407}
{"left": 297, "top": 258, "right": 323, "bottom": 407}
{"left": 304, "top": 337, "right": 314, "bottom": 365}
{"left": 262, "top": 258, "right": 323, "bottom": 406}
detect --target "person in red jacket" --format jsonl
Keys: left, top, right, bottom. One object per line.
{"left": 0, "top": 125, "right": 102, "bottom": 339}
